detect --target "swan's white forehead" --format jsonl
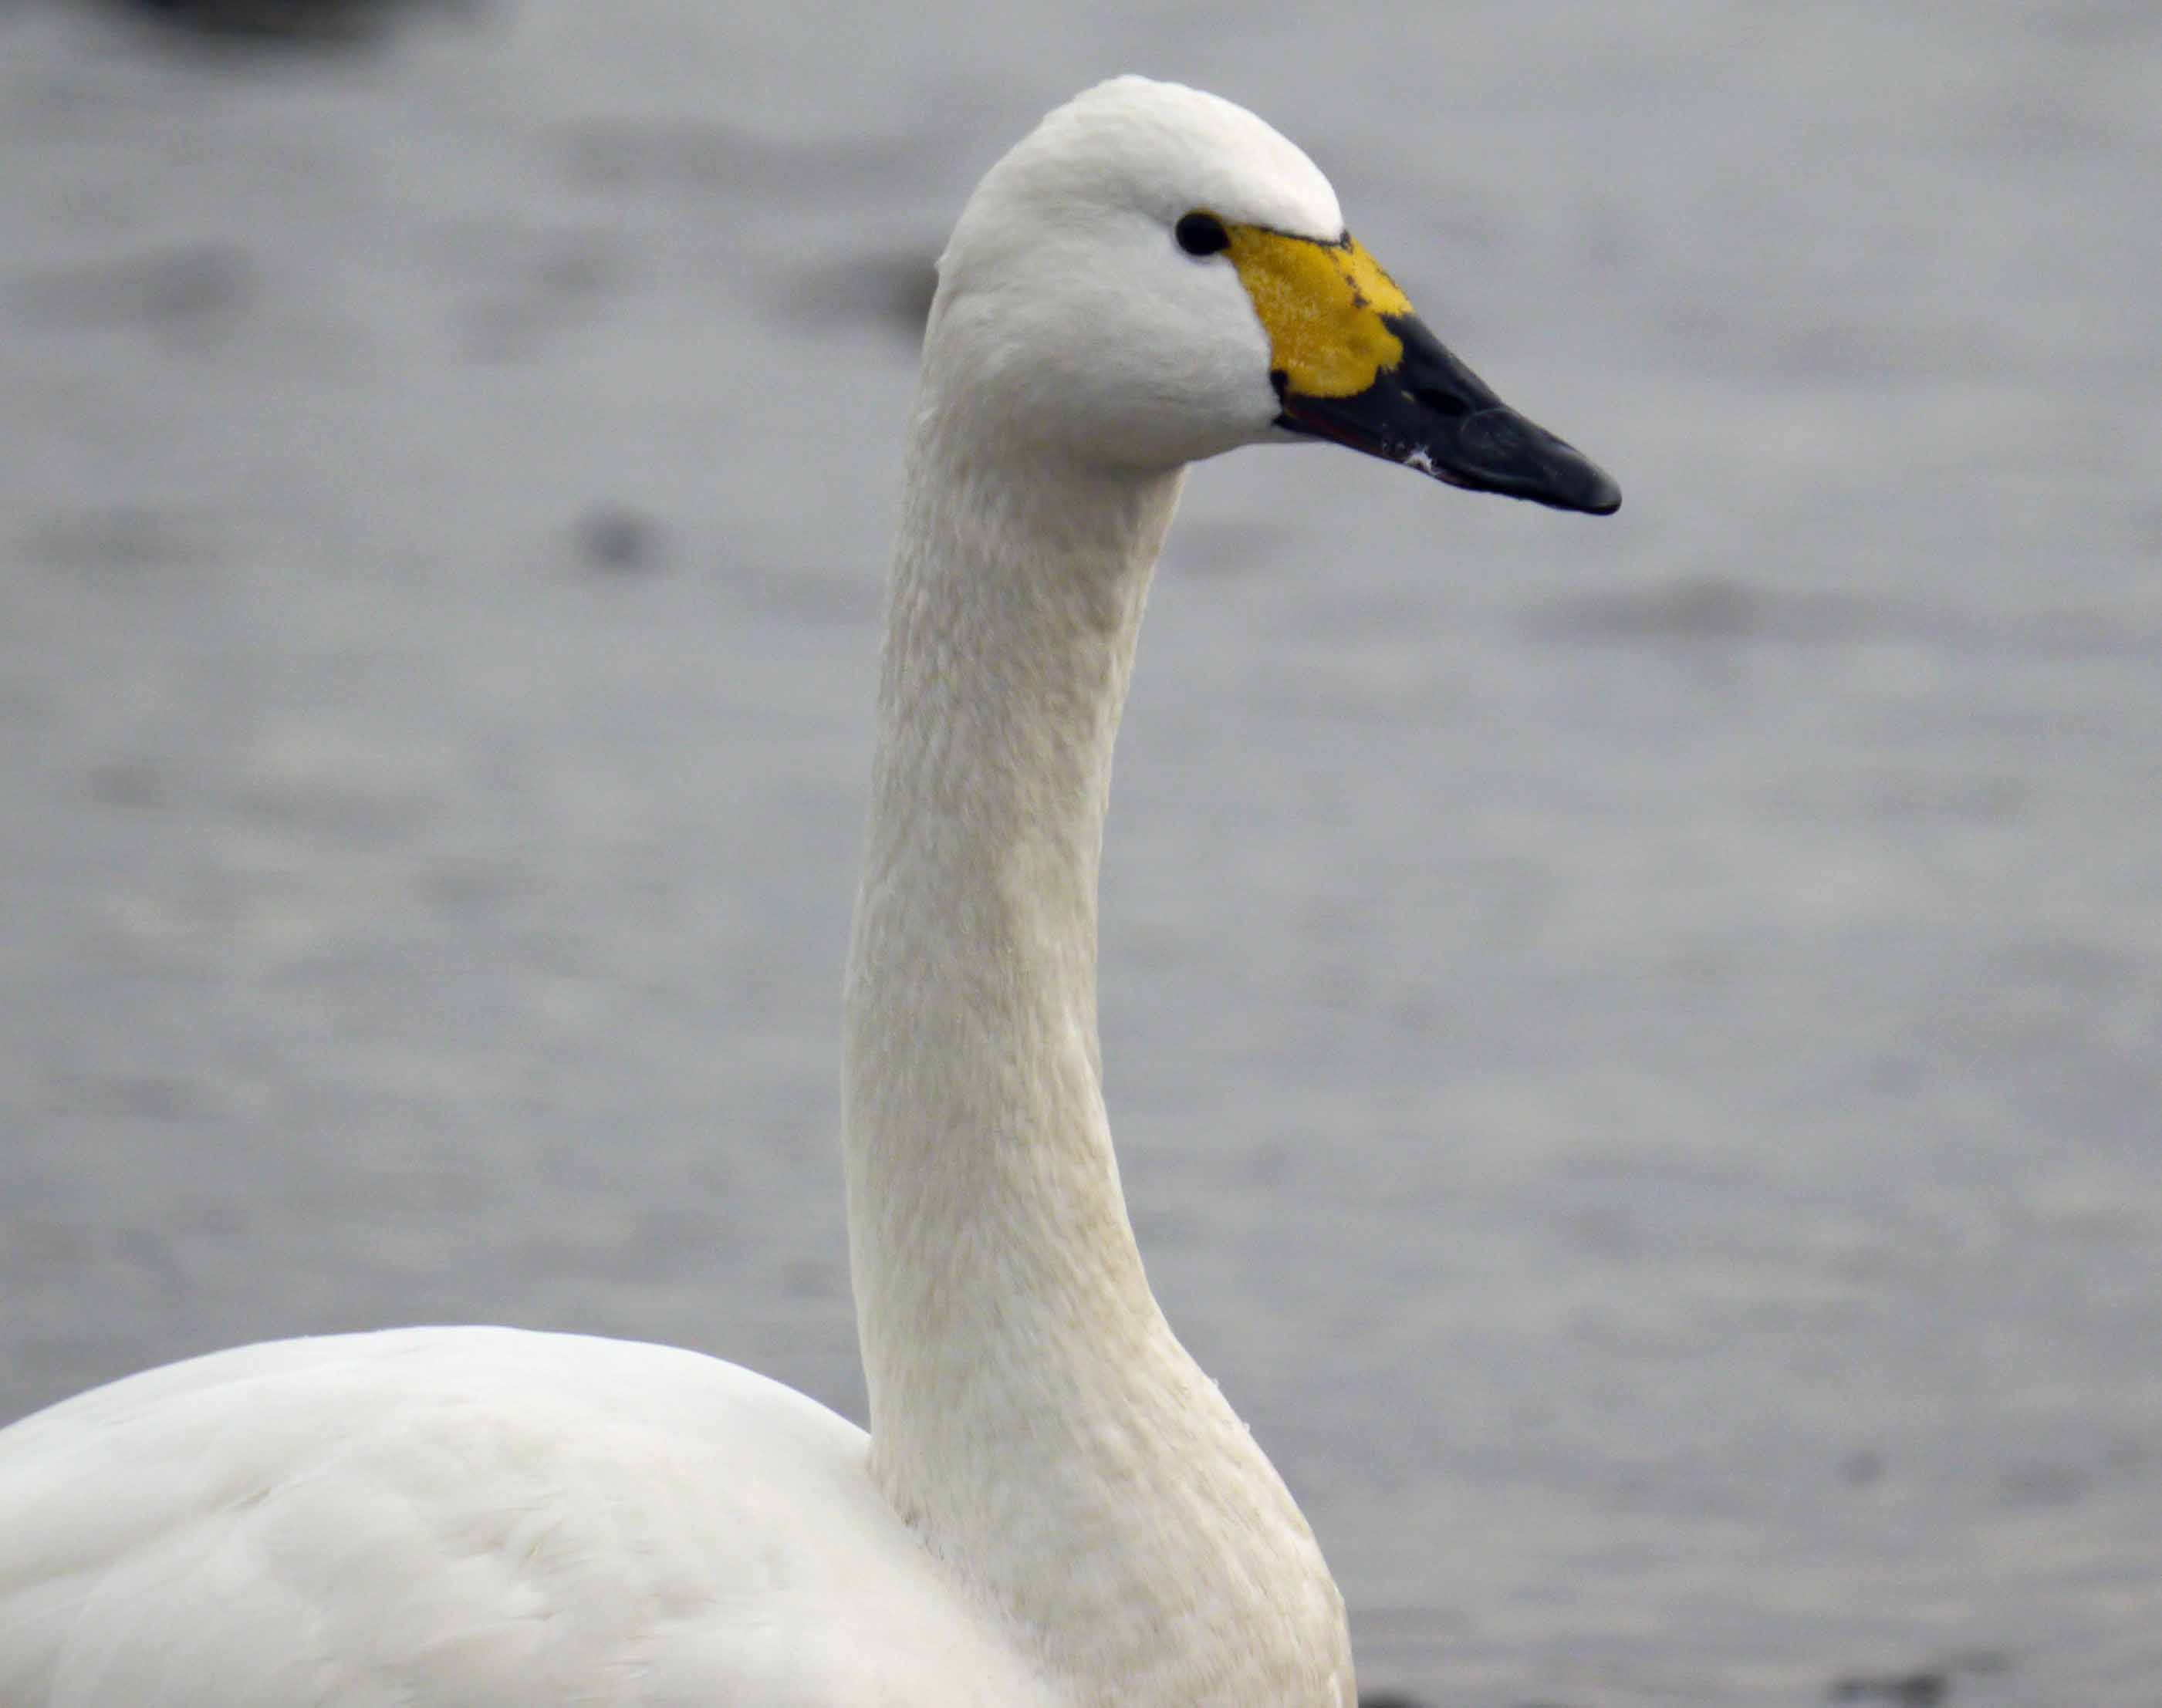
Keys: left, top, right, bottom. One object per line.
{"left": 1005, "top": 75, "right": 1344, "bottom": 241}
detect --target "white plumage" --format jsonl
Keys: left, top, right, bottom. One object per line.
{"left": 1, "top": 1329, "right": 1059, "bottom": 1704}
{"left": 0, "top": 74, "right": 1616, "bottom": 1708}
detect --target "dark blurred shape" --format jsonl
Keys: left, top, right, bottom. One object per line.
{"left": 774, "top": 250, "right": 939, "bottom": 342}
{"left": 461, "top": 231, "right": 620, "bottom": 363}
{"left": 1539, "top": 574, "right": 1782, "bottom": 644}
{"left": 559, "top": 120, "right": 929, "bottom": 201}
{"left": 576, "top": 506, "right": 661, "bottom": 576}
{"left": 16, "top": 241, "right": 252, "bottom": 343}
{"left": 1539, "top": 575, "right": 2162, "bottom": 662}
{"left": 1360, "top": 1694, "right": 1571, "bottom": 1708}
{"left": 125, "top": 241, "right": 251, "bottom": 322}
{"left": 29, "top": 504, "right": 231, "bottom": 576}
{"left": 1829, "top": 1669, "right": 1949, "bottom": 1706}
{"left": 108, "top": 0, "right": 469, "bottom": 47}
{"left": 1837, "top": 1447, "right": 1884, "bottom": 1487}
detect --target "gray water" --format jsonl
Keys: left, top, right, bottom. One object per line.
{"left": 3, "top": 2, "right": 2159, "bottom": 1703}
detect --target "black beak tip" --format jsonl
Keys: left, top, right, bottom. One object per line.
{"left": 1427, "top": 439, "right": 1622, "bottom": 515}
{"left": 1567, "top": 459, "right": 1623, "bottom": 517}
{"left": 1473, "top": 412, "right": 1621, "bottom": 516}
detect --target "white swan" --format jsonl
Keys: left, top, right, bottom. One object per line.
{"left": 0, "top": 75, "right": 1616, "bottom": 1708}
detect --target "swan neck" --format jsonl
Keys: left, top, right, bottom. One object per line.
{"left": 844, "top": 410, "right": 1178, "bottom": 1426}
{"left": 839, "top": 397, "right": 1349, "bottom": 1705}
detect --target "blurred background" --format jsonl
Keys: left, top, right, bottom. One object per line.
{"left": 2, "top": 2, "right": 2158, "bottom": 1703}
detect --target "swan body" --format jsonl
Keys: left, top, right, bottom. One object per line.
{"left": 0, "top": 75, "right": 1616, "bottom": 1708}
{"left": 0, "top": 1329, "right": 1047, "bottom": 1706}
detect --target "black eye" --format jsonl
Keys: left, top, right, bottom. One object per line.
{"left": 1174, "top": 211, "right": 1230, "bottom": 257}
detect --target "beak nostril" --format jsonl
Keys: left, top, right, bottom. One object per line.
{"left": 1410, "top": 385, "right": 1472, "bottom": 420}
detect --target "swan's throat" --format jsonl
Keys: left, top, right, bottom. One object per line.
{"left": 844, "top": 424, "right": 1179, "bottom": 1447}
{"left": 843, "top": 404, "right": 1349, "bottom": 1708}
{"left": 839, "top": 406, "right": 1348, "bottom": 1706}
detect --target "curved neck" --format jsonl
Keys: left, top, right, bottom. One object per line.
{"left": 844, "top": 406, "right": 1180, "bottom": 1453}
{"left": 840, "top": 393, "right": 1351, "bottom": 1705}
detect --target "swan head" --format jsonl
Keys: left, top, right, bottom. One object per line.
{"left": 926, "top": 75, "right": 1619, "bottom": 515}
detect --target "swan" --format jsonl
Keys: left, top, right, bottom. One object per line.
{"left": 0, "top": 75, "right": 1617, "bottom": 1708}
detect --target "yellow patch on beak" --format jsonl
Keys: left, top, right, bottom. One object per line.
{"left": 1222, "top": 225, "right": 1417, "bottom": 400}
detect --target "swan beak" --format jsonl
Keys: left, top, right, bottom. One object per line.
{"left": 1225, "top": 224, "right": 1621, "bottom": 515}
{"left": 1277, "top": 313, "right": 1622, "bottom": 515}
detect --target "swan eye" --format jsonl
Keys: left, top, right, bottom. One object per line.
{"left": 1174, "top": 212, "right": 1230, "bottom": 257}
